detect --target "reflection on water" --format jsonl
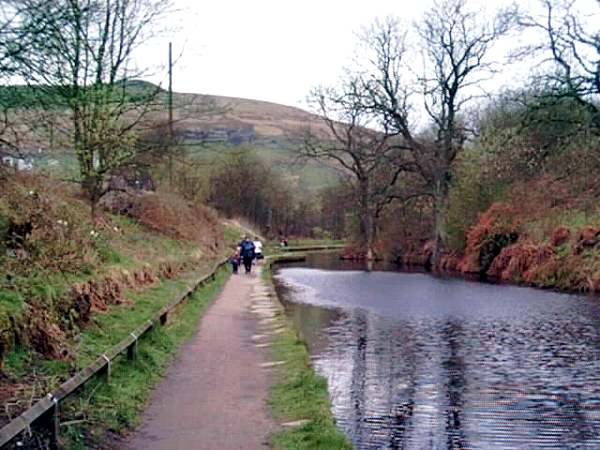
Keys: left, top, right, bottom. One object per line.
{"left": 274, "top": 254, "right": 600, "bottom": 449}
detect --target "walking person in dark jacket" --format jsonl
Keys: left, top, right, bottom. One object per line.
{"left": 239, "top": 236, "right": 255, "bottom": 274}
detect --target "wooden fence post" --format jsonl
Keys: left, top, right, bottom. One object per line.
{"left": 51, "top": 396, "right": 59, "bottom": 449}
{"left": 101, "top": 354, "right": 111, "bottom": 383}
{"left": 31, "top": 395, "right": 59, "bottom": 450}
{"left": 128, "top": 333, "right": 138, "bottom": 360}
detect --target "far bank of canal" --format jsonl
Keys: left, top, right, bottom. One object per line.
{"left": 273, "top": 252, "right": 600, "bottom": 449}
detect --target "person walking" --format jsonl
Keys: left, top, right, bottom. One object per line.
{"left": 229, "top": 249, "right": 240, "bottom": 274}
{"left": 239, "top": 236, "right": 255, "bottom": 274}
{"left": 253, "top": 236, "right": 263, "bottom": 262}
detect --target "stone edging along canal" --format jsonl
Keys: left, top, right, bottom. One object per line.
{"left": 260, "top": 255, "right": 352, "bottom": 449}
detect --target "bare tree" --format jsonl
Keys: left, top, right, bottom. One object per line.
{"left": 13, "top": 0, "right": 171, "bottom": 220}
{"left": 304, "top": 78, "right": 413, "bottom": 260}
{"left": 208, "top": 150, "right": 304, "bottom": 236}
{"left": 0, "top": 1, "right": 42, "bottom": 74}
{"left": 0, "top": 1, "right": 58, "bottom": 154}
{"left": 361, "top": 1, "right": 513, "bottom": 265}
{"left": 519, "top": 0, "right": 600, "bottom": 128}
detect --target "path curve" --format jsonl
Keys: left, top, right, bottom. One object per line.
{"left": 127, "top": 268, "right": 275, "bottom": 450}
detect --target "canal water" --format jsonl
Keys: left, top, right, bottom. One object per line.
{"left": 273, "top": 253, "right": 600, "bottom": 449}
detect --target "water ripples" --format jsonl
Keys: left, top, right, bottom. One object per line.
{"left": 275, "top": 265, "right": 600, "bottom": 449}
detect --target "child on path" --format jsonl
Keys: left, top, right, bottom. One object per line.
{"left": 229, "top": 249, "right": 240, "bottom": 274}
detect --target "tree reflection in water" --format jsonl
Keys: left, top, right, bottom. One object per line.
{"left": 275, "top": 259, "right": 600, "bottom": 449}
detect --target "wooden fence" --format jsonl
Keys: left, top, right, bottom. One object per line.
{"left": 0, "top": 259, "right": 228, "bottom": 449}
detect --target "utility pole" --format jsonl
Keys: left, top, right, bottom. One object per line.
{"left": 49, "top": 121, "right": 54, "bottom": 152}
{"left": 266, "top": 208, "right": 272, "bottom": 237}
{"left": 168, "top": 42, "right": 174, "bottom": 188}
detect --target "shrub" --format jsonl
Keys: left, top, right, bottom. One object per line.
{"left": 459, "top": 203, "right": 520, "bottom": 274}
{"left": 128, "top": 192, "right": 222, "bottom": 252}
{"left": 550, "top": 226, "right": 571, "bottom": 247}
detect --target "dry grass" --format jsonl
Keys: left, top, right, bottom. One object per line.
{"left": 173, "top": 92, "right": 332, "bottom": 139}
{"left": 458, "top": 203, "right": 519, "bottom": 273}
{"left": 129, "top": 192, "right": 222, "bottom": 252}
{"left": 0, "top": 171, "right": 225, "bottom": 372}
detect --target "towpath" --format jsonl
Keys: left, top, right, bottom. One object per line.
{"left": 126, "top": 267, "right": 277, "bottom": 450}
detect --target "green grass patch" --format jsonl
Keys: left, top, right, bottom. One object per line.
{"left": 266, "top": 239, "right": 345, "bottom": 255}
{"left": 268, "top": 329, "right": 351, "bottom": 450}
{"left": 3, "top": 345, "right": 31, "bottom": 378}
{"left": 183, "top": 142, "right": 341, "bottom": 193}
{"left": 284, "top": 239, "right": 345, "bottom": 248}
{"left": 106, "top": 214, "right": 193, "bottom": 269}
{"left": 223, "top": 222, "right": 245, "bottom": 246}
{"left": 263, "top": 262, "right": 351, "bottom": 450}
{"left": 60, "top": 268, "right": 228, "bottom": 449}
{"left": 76, "top": 272, "right": 197, "bottom": 367}
{"left": 36, "top": 151, "right": 79, "bottom": 179}
{"left": 521, "top": 207, "right": 600, "bottom": 243}
{"left": 0, "top": 288, "right": 24, "bottom": 314}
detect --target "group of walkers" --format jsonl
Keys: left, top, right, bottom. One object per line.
{"left": 230, "top": 235, "right": 263, "bottom": 274}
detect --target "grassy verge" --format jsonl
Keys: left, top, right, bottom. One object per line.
{"left": 266, "top": 240, "right": 345, "bottom": 257}
{"left": 521, "top": 207, "right": 600, "bottom": 243}
{"left": 282, "top": 239, "right": 345, "bottom": 248}
{"left": 2, "top": 265, "right": 214, "bottom": 378}
{"left": 75, "top": 271, "right": 201, "bottom": 367}
{"left": 55, "top": 268, "right": 228, "bottom": 449}
{"left": 263, "top": 262, "right": 351, "bottom": 450}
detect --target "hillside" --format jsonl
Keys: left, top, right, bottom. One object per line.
{"left": 0, "top": 84, "right": 341, "bottom": 190}
{"left": 0, "top": 81, "right": 332, "bottom": 146}
{"left": 173, "top": 92, "right": 333, "bottom": 143}
{"left": 170, "top": 91, "right": 341, "bottom": 191}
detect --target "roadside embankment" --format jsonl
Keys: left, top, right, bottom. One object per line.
{"left": 0, "top": 170, "right": 233, "bottom": 445}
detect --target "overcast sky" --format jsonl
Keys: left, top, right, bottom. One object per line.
{"left": 137, "top": 0, "right": 597, "bottom": 110}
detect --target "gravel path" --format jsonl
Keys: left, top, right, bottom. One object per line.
{"left": 126, "top": 268, "right": 276, "bottom": 450}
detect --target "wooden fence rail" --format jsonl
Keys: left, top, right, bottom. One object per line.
{"left": 0, "top": 259, "right": 228, "bottom": 449}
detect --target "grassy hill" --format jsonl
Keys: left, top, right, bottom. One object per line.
{"left": 1, "top": 82, "right": 341, "bottom": 191}
{"left": 168, "top": 90, "right": 342, "bottom": 191}
{"left": 173, "top": 92, "right": 332, "bottom": 140}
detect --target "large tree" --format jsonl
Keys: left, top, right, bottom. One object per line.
{"left": 360, "top": 1, "right": 513, "bottom": 265}
{"left": 0, "top": 1, "right": 56, "bottom": 153}
{"left": 13, "top": 0, "right": 171, "bottom": 219}
{"left": 519, "top": 0, "right": 600, "bottom": 129}
{"left": 304, "top": 78, "right": 412, "bottom": 260}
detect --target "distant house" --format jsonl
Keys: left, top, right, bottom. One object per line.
{"left": 179, "top": 126, "right": 255, "bottom": 145}
{"left": 0, "top": 149, "right": 34, "bottom": 171}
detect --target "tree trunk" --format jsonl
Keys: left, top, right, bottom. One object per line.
{"left": 84, "top": 175, "right": 101, "bottom": 225}
{"left": 431, "top": 177, "right": 449, "bottom": 269}
{"left": 365, "top": 212, "right": 375, "bottom": 261}
{"left": 359, "top": 180, "right": 376, "bottom": 261}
